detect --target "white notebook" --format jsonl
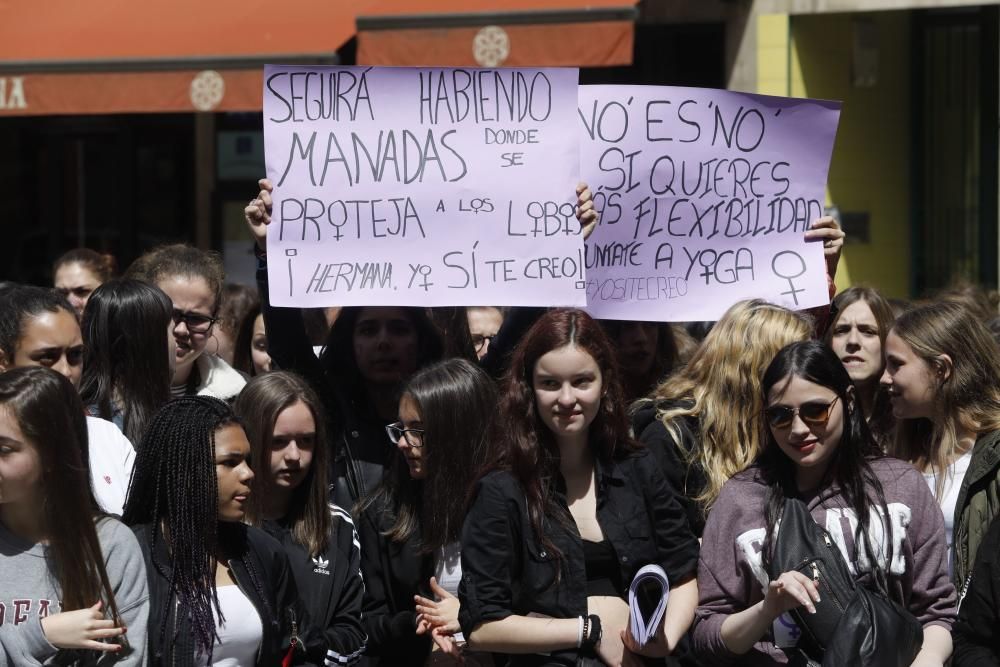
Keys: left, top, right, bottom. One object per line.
{"left": 628, "top": 564, "right": 671, "bottom": 648}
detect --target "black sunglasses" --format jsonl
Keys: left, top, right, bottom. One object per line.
{"left": 764, "top": 397, "right": 840, "bottom": 430}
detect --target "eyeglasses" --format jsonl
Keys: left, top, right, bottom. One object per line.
{"left": 386, "top": 422, "right": 425, "bottom": 448}
{"left": 171, "top": 308, "right": 217, "bottom": 334}
{"left": 471, "top": 334, "right": 496, "bottom": 353}
{"left": 764, "top": 397, "right": 840, "bottom": 430}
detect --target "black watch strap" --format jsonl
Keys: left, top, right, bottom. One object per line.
{"left": 581, "top": 614, "right": 602, "bottom": 652}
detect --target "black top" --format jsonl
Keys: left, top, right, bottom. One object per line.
{"left": 458, "top": 448, "right": 699, "bottom": 666}
{"left": 582, "top": 539, "right": 620, "bottom": 598}
{"left": 356, "top": 493, "right": 434, "bottom": 665}
{"left": 953, "top": 512, "right": 1000, "bottom": 666}
{"left": 262, "top": 505, "right": 367, "bottom": 666}
{"left": 131, "top": 522, "right": 327, "bottom": 667}
{"left": 632, "top": 400, "right": 709, "bottom": 538}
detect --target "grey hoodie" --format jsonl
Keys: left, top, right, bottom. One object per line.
{"left": 0, "top": 516, "right": 148, "bottom": 666}
{"left": 692, "top": 457, "right": 956, "bottom": 666}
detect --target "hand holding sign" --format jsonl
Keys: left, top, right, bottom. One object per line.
{"left": 263, "top": 65, "right": 588, "bottom": 309}
{"left": 579, "top": 85, "right": 841, "bottom": 322}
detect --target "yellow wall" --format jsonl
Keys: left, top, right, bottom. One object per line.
{"left": 757, "top": 12, "right": 913, "bottom": 296}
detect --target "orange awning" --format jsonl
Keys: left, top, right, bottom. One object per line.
{"left": 357, "top": 1, "right": 637, "bottom": 67}
{"left": 0, "top": 0, "right": 370, "bottom": 116}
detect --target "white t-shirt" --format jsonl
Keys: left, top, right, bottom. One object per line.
{"left": 85, "top": 416, "right": 136, "bottom": 516}
{"left": 924, "top": 448, "right": 974, "bottom": 577}
{"left": 195, "top": 584, "right": 263, "bottom": 666}
{"left": 434, "top": 542, "right": 463, "bottom": 597}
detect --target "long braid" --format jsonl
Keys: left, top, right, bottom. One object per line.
{"left": 123, "top": 397, "right": 238, "bottom": 663}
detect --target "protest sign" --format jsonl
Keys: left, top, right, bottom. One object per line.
{"left": 263, "top": 65, "right": 585, "bottom": 308}
{"left": 579, "top": 85, "right": 841, "bottom": 322}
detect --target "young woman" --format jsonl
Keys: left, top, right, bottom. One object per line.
{"left": 355, "top": 358, "right": 497, "bottom": 665}
{"left": 693, "top": 341, "right": 955, "bottom": 666}
{"left": 632, "top": 299, "right": 813, "bottom": 537}
{"left": 79, "top": 279, "right": 175, "bottom": 446}
{"left": 880, "top": 300, "right": 1000, "bottom": 589}
{"left": 233, "top": 306, "right": 272, "bottom": 377}
{"left": 208, "top": 283, "right": 259, "bottom": 366}
{"left": 53, "top": 248, "right": 116, "bottom": 318}
{"left": 234, "top": 371, "right": 366, "bottom": 667}
{"left": 824, "top": 286, "right": 896, "bottom": 447}
{"left": 123, "top": 396, "right": 325, "bottom": 666}
{"left": 243, "top": 182, "right": 446, "bottom": 507}
{"left": 126, "top": 244, "right": 246, "bottom": 401}
{"left": 0, "top": 285, "right": 135, "bottom": 514}
{"left": 459, "top": 309, "right": 700, "bottom": 666}
{"left": 0, "top": 366, "right": 148, "bottom": 666}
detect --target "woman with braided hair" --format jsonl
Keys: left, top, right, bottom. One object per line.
{"left": 0, "top": 366, "right": 148, "bottom": 666}
{"left": 123, "top": 396, "right": 325, "bottom": 666}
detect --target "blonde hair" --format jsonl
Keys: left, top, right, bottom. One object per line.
{"left": 889, "top": 301, "right": 1000, "bottom": 498}
{"left": 652, "top": 299, "right": 813, "bottom": 510}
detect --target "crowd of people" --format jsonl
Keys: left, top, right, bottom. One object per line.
{"left": 1, "top": 177, "right": 999, "bottom": 667}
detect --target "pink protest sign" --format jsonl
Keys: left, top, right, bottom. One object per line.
{"left": 579, "top": 85, "right": 841, "bottom": 322}
{"left": 263, "top": 65, "right": 585, "bottom": 308}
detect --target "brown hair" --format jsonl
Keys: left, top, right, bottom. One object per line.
{"left": 889, "top": 301, "right": 1000, "bottom": 498}
{"left": 825, "top": 286, "right": 897, "bottom": 447}
{"left": 234, "top": 371, "right": 332, "bottom": 557}
{"left": 53, "top": 248, "right": 117, "bottom": 283}
{"left": 495, "top": 308, "right": 639, "bottom": 560}
{"left": 125, "top": 244, "right": 225, "bottom": 313}
{"left": 0, "top": 367, "right": 123, "bottom": 626}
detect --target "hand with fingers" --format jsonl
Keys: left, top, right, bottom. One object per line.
{"left": 576, "top": 183, "right": 599, "bottom": 241}
{"left": 762, "top": 570, "right": 822, "bottom": 620}
{"left": 430, "top": 626, "right": 465, "bottom": 662}
{"left": 619, "top": 622, "right": 671, "bottom": 661}
{"left": 803, "top": 215, "right": 845, "bottom": 281}
{"left": 414, "top": 577, "right": 461, "bottom": 635}
{"left": 40, "top": 601, "right": 126, "bottom": 652}
{"left": 244, "top": 178, "right": 274, "bottom": 252}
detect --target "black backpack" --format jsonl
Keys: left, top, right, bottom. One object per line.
{"left": 768, "top": 498, "right": 923, "bottom": 667}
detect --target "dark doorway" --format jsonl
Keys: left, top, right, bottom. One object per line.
{"left": 0, "top": 114, "right": 195, "bottom": 285}
{"left": 912, "top": 6, "right": 999, "bottom": 295}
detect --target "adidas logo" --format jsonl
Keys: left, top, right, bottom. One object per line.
{"left": 311, "top": 556, "right": 330, "bottom": 575}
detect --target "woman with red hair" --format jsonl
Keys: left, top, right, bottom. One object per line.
{"left": 458, "top": 308, "right": 699, "bottom": 666}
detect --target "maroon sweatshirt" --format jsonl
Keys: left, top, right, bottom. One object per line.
{"left": 692, "top": 457, "right": 957, "bottom": 665}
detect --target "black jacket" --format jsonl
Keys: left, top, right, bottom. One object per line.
{"left": 356, "top": 493, "right": 434, "bottom": 665}
{"left": 458, "top": 448, "right": 700, "bottom": 666}
{"left": 953, "top": 512, "right": 1000, "bottom": 666}
{"left": 132, "top": 522, "right": 326, "bottom": 667}
{"left": 632, "top": 400, "right": 708, "bottom": 538}
{"left": 262, "top": 504, "right": 367, "bottom": 667}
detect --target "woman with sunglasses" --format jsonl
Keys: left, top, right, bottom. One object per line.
{"left": 632, "top": 300, "right": 813, "bottom": 539}
{"left": 126, "top": 244, "right": 246, "bottom": 401}
{"left": 356, "top": 358, "right": 496, "bottom": 665}
{"left": 693, "top": 341, "right": 955, "bottom": 666}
